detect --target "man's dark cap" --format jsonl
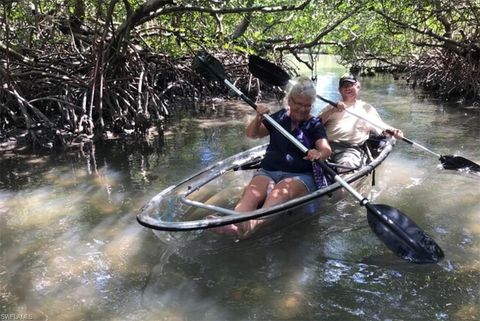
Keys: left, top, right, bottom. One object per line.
{"left": 339, "top": 73, "right": 357, "bottom": 86}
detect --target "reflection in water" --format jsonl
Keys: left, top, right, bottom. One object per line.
{"left": 1, "top": 72, "right": 480, "bottom": 320}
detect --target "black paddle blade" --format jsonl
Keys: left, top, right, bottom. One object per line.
{"left": 248, "top": 55, "right": 291, "bottom": 87}
{"left": 192, "top": 50, "right": 227, "bottom": 82}
{"left": 366, "top": 204, "right": 444, "bottom": 264}
{"left": 440, "top": 155, "right": 480, "bottom": 172}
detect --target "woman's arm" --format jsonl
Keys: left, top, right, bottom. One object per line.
{"left": 304, "top": 138, "right": 332, "bottom": 161}
{"left": 245, "top": 104, "right": 270, "bottom": 138}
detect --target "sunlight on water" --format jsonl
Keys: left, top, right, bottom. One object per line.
{"left": 103, "top": 224, "right": 145, "bottom": 269}
{"left": 6, "top": 187, "right": 75, "bottom": 229}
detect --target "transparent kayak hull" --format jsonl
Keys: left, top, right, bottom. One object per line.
{"left": 137, "top": 137, "right": 395, "bottom": 246}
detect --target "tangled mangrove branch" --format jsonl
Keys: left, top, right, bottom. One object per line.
{"left": 404, "top": 48, "right": 480, "bottom": 100}
{"left": 1, "top": 48, "right": 256, "bottom": 151}
{"left": 0, "top": 12, "right": 256, "bottom": 151}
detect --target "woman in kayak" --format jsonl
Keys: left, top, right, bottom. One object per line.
{"left": 212, "top": 76, "right": 332, "bottom": 238}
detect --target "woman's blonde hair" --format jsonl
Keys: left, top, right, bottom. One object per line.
{"left": 286, "top": 76, "right": 316, "bottom": 101}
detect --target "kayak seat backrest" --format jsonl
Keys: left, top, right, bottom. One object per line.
{"left": 366, "top": 134, "right": 389, "bottom": 159}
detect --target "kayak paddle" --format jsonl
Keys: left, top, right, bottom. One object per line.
{"left": 193, "top": 50, "right": 444, "bottom": 263}
{"left": 248, "top": 54, "right": 480, "bottom": 173}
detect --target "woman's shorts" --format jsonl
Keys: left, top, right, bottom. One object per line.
{"left": 254, "top": 168, "right": 317, "bottom": 193}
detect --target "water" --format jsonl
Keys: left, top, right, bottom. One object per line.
{"left": 1, "top": 60, "right": 480, "bottom": 320}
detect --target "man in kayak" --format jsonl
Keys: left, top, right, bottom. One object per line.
{"left": 212, "top": 76, "right": 332, "bottom": 238}
{"left": 318, "top": 73, "right": 403, "bottom": 173}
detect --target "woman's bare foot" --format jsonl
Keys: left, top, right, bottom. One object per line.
{"left": 209, "top": 222, "right": 242, "bottom": 236}
{"left": 207, "top": 215, "right": 259, "bottom": 238}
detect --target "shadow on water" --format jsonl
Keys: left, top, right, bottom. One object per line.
{"left": 1, "top": 71, "right": 480, "bottom": 320}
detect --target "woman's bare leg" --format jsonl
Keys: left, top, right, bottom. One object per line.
{"left": 209, "top": 175, "right": 273, "bottom": 236}
{"left": 234, "top": 175, "right": 274, "bottom": 212}
{"left": 235, "top": 178, "right": 309, "bottom": 237}
{"left": 262, "top": 178, "right": 309, "bottom": 208}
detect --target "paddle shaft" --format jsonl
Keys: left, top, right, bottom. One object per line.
{"left": 197, "top": 54, "right": 424, "bottom": 253}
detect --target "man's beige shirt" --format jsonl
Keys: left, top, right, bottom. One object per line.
{"left": 319, "top": 100, "right": 387, "bottom": 145}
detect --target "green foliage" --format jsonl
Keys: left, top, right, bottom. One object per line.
{"left": 2, "top": 0, "right": 478, "bottom": 60}
{"left": 2, "top": 0, "right": 479, "bottom": 100}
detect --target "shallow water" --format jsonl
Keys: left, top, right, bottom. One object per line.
{"left": 1, "top": 61, "right": 480, "bottom": 320}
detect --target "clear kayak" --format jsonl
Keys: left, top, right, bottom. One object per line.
{"left": 137, "top": 136, "right": 395, "bottom": 243}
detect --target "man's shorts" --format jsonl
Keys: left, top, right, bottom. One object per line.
{"left": 330, "top": 142, "right": 367, "bottom": 173}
